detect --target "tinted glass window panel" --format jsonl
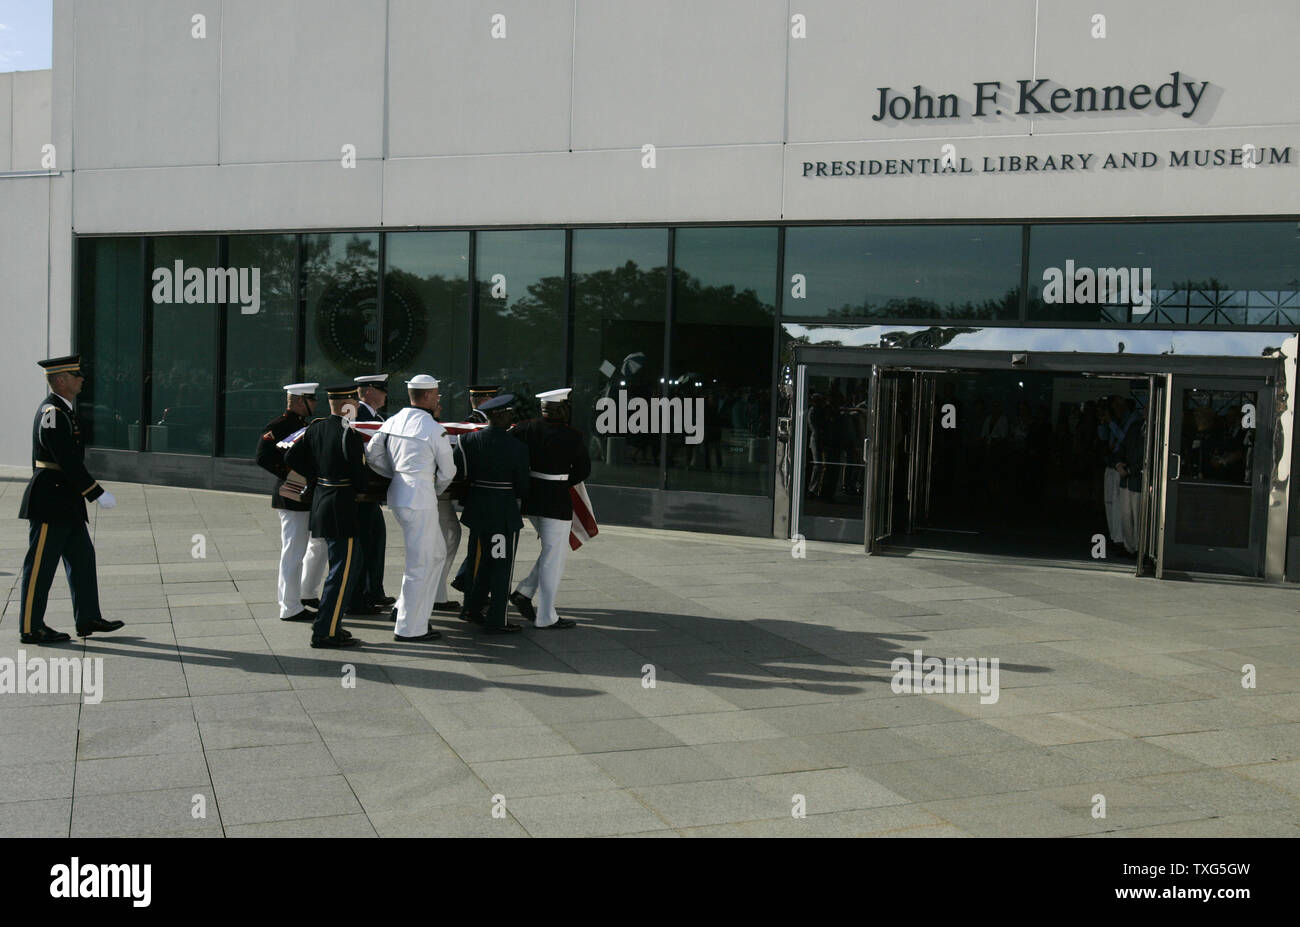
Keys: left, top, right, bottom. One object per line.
{"left": 149, "top": 236, "right": 219, "bottom": 455}
{"left": 667, "top": 227, "right": 777, "bottom": 496}
{"left": 783, "top": 225, "right": 1021, "bottom": 320}
{"left": 384, "top": 232, "right": 471, "bottom": 421}
{"left": 572, "top": 228, "right": 669, "bottom": 488}
{"left": 304, "top": 232, "right": 380, "bottom": 387}
{"left": 476, "top": 230, "right": 566, "bottom": 421}
{"left": 223, "top": 234, "right": 298, "bottom": 458}
{"left": 77, "top": 237, "right": 144, "bottom": 450}
{"left": 1027, "top": 222, "right": 1300, "bottom": 325}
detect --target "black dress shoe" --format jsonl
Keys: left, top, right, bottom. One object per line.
{"left": 281, "top": 609, "right": 316, "bottom": 622}
{"left": 509, "top": 591, "right": 537, "bottom": 623}
{"left": 346, "top": 604, "right": 389, "bottom": 617}
{"left": 483, "top": 622, "right": 524, "bottom": 634}
{"left": 450, "top": 575, "right": 467, "bottom": 593}
{"left": 20, "top": 626, "right": 71, "bottom": 645}
{"left": 536, "top": 618, "right": 577, "bottom": 630}
{"left": 458, "top": 610, "right": 484, "bottom": 624}
{"left": 375, "top": 595, "right": 397, "bottom": 607}
{"left": 395, "top": 629, "right": 442, "bottom": 642}
{"left": 301, "top": 598, "right": 321, "bottom": 609}
{"left": 77, "top": 618, "right": 125, "bottom": 637}
{"left": 311, "top": 635, "right": 361, "bottom": 649}
{"left": 431, "top": 600, "right": 461, "bottom": 613}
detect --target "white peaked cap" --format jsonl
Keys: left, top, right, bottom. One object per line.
{"left": 537, "top": 388, "right": 572, "bottom": 402}
{"left": 406, "top": 374, "right": 439, "bottom": 389}
{"left": 354, "top": 374, "right": 389, "bottom": 384}
{"left": 283, "top": 382, "right": 320, "bottom": 396}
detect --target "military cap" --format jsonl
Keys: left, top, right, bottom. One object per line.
{"left": 283, "top": 382, "right": 320, "bottom": 396}
{"left": 354, "top": 374, "right": 389, "bottom": 391}
{"left": 327, "top": 384, "right": 360, "bottom": 400}
{"left": 477, "top": 393, "right": 515, "bottom": 413}
{"left": 537, "top": 388, "right": 572, "bottom": 403}
{"left": 406, "top": 374, "right": 439, "bottom": 389}
{"left": 39, "top": 354, "right": 83, "bottom": 376}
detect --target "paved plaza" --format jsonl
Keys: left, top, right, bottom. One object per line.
{"left": 2, "top": 466, "right": 1299, "bottom": 838}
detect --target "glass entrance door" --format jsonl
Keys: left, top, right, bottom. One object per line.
{"left": 1160, "top": 376, "right": 1272, "bottom": 576}
{"left": 794, "top": 368, "right": 871, "bottom": 543}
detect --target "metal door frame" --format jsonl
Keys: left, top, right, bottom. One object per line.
{"left": 1160, "top": 374, "right": 1274, "bottom": 577}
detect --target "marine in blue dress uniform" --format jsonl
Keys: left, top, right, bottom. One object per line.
{"left": 457, "top": 394, "right": 531, "bottom": 633}
{"left": 285, "top": 385, "right": 369, "bottom": 648}
{"left": 17, "top": 355, "right": 125, "bottom": 644}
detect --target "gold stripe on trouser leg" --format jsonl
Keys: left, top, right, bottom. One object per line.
{"left": 473, "top": 537, "right": 482, "bottom": 579}
{"left": 24, "top": 523, "right": 49, "bottom": 635}
{"left": 330, "top": 538, "right": 354, "bottom": 638}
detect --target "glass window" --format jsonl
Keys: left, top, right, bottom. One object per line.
{"left": 1027, "top": 222, "right": 1300, "bottom": 325}
{"left": 223, "top": 234, "right": 298, "bottom": 458}
{"left": 783, "top": 225, "right": 1021, "bottom": 320}
{"left": 304, "top": 232, "right": 380, "bottom": 387}
{"left": 572, "top": 228, "right": 669, "bottom": 488}
{"left": 149, "top": 236, "right": 219, "bottom": 455}
{"left": 384, "top": 232, "right": 471, "bottom": 421}
{"left": 475, "top": 230, "right": 566, "bottom": 421}
{"left": 77, "top": 237, "right": 143, "bottom": 450}
{"left": 666, "top": 227, "right": 777, "bottom": 496}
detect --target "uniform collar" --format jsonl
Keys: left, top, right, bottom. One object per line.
{"left": 360, "top": 401, "right": 377, "bottom": 416}
{"left": 49, "top": 392, "right": 74, "bottom": 412}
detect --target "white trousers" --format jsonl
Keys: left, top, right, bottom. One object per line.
{"left": 434, "top": 497, "right": 462, "bottom": 604}
{"left": 515, "top": 515, "right": 570, "bottom": 628}
{"left": 277, "top": 509, "right": 327, "bottom": 618}
{"left": 1120, "top": 487, "right": 1143, "bottom": 554}
{"left": 1103, "top": 466, "right": 1126, "bottom": 545}
{"left": 391, "top": 505, "right": 445, "bottom": 638}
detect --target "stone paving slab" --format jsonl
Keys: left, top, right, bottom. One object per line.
{"left": 2, "top": 467, "right": 1300, "bottom": 837}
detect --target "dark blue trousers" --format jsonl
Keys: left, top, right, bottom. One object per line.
{"left": 464, "top": 529, "right": 517, "bottom": 628}
{"left": 316, "top": 536, "right": 363, "bottom": 642}
{"left": 349, "top": 503, "right": 386, "bottom": 607}
{"left": 19, "top": 519, "right": 103, "bottom": 636}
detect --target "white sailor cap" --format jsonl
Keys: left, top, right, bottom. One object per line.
{"left": 354, "top": 374, "right": 389, "bottom": 389}
{"left": 283, "top": 382, "right": 320, "bottom": 397}
{"left": 536, "top": 388, "right": 572, "bottom": 402}
{"left": 406, "top": 374, "right": 439, "bottom": 389}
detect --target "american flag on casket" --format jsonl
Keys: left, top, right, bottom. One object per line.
{"left": 274, "top": 419, "right": 383, "bottom": 450}
{"left": 445, "top": 421, "right": 599, "bottom": 551}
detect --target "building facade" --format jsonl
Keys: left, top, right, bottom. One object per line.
{"left": 3, "top": 0, "right": 1299, "bottom": 578}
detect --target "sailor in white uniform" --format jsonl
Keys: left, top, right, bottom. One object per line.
{"left": 509, "top": 388, "right": 591, "bottom": 630}
{"left": 364, "top": 374, "right": 457, "bottom": 642}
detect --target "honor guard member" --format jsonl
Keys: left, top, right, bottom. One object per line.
{"left": 458, "top": 394, "right": 530, "bottom": 633}
{"left": 448, "top": 385, "right": 500, "bottom": 596}
{"left": 509, "top": 388, "right": 591, "bottom": 630}
{"left": 18, "top": 355, "right": 125, "bottom": 644}
{"left": 285, "top": 384, "right": 369, "bottom": 648}
{"left": 256, "top": 383, "right": 328, "bottom": 622}
{"left": 365, "top": 374, "right": 456, "bottom": 642}
{"left": 349, "top": 373, "right": 394, "bottom": 614}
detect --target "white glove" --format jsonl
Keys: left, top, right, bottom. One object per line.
{"left": 97, "top": 490, "right": 117, "bottom": 509}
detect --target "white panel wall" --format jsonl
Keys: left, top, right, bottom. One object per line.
{"left": 219, "top": 0, "right": 386, "bottom": 165}
{"left": 0, "top": 178, "right": 56, "bottom": 466}
{"left": 11, "top": 70, "right": 53, "bottom": 170}
{"left": 0, "top": 74, "right": 12, "bottom": 171}
{"left": 42, "top": 0, "right": 1300, "bottom": 232}
{"left": 787, "top": 0, "right": 1038, "bottom": 143}
{"left": 1034, "top": 0, "right": 1300, "bottom": 135}
{"left": 571, "top": 0, "right": 787, "bottom": 149}
{"left": 388, "top": 0, "right": 573, "bottom": 157}
{"left": 73, "top": 0, "right": 221, "bottom": 169}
